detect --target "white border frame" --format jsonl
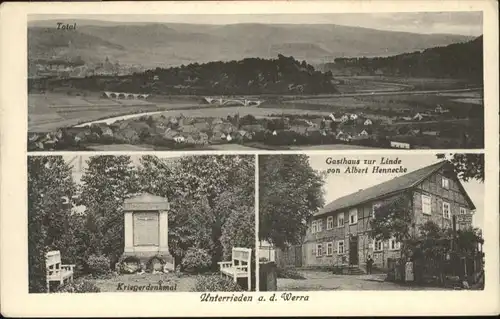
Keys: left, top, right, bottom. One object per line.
{"left": 1, "top": 0, "right": 499, "bottom": 317}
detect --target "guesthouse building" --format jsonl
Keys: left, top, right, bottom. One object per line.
{"left": 303, "top": 161, "right": 476, "bottom": 271}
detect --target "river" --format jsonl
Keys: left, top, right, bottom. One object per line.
{"left": 74, "top": 111, "right": 165, "bottom": 127}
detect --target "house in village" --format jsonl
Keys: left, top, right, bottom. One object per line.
{"left": 336, "top": 131, "right": 352, "bottom": 142}
{"left": 237, "top": 130, "right": 250, "bottom": 140}
{"left": 364, "top": 119, "right": 373, "bottom": 126}
{"left": 163, "top": 129, "right": 180, "bottom": 141}
{"left": 435, "top": 105, "right": 450, "bottom": 114}
{"left": 413, "top": 113, "right": 424, "bottom": 121}
{"left": 212, "top": 118, "right": 224, "bottom": 125}
{"left": 338, "top": 115, "right": 349, "bottom": 123}
{"left": 390, "top": 140, "right": 411, "bottom": 149}
{"left": 211, "top": 131, "right": 225, "bottom": 143}
{"left": 422, "top": 131, "right": 440, "bottom": 137}
{"left": 359, "top": 129, "right": 369, "bottom": 137}
{"left": 173, "top": 136, "right": 186, "bottom": 143}
{"left": 197, "top": 132, "right": 209, "bottom": 144}
{"left": 241, "top": 124, "right": 266, "bottom": 133}
{"left": 350, "top": 114, "right": 359, "bottom": 121}
{"left": 303, "top": 161, "right": 476, "bottom": 271}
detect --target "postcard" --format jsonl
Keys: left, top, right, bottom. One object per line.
{"left": 0, "top": 0, "right": 498, "bottom": 317}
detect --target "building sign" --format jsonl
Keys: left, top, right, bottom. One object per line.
{"left": 457, "top": 214, "right": 473, "bottom": 224}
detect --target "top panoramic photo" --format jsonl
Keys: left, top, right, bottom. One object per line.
{"left": 27, "top": 12, "right": 484, "bottom": 151}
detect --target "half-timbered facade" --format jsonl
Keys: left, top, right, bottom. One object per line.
{"left": 303, "top": 161, "right": 476, "bottom": 270}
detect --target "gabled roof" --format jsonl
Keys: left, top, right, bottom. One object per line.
{"left": 315, "top": 161, "right": 474, "bottom": 216}
{"left": 125, "top": 192, "right": 169, "bottom": 204}
{"left": 123, "top": 192, "right": 170, "bottom": 211}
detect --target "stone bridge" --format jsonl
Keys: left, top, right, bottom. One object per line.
{"left": 203, "top": 97, "right": 263, "bottom": 106}
{"left": 103, "top": 91, "right": 150, "bottom": 99}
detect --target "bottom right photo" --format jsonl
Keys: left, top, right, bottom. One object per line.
{"left": 258, "top": 153, "right": 484, "bottom": 291}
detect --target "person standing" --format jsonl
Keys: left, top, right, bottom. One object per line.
{"left": 366, "top": 255, "right": 374, "bottom": 274}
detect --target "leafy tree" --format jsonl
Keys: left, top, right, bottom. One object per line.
{"left": 28, "top": 156, "right": 76, "bottom": 292}
{"left": 370, "top": 193, "right": 414, "bottom": 258}
{"left": 259, "top": 155, "right": 325, "bottom": 249}
{"left": 436, "top": 154, "right": 484, "bottom": 182}
{"left": 78, "top": 156, "right": 140, "bottom": 265}
{"left": 138, "top": 155, "right": 254, "bottom": 269}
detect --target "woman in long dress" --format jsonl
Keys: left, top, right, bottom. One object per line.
{"left": 405, "top": 258, "right": 414, "bottom": 282}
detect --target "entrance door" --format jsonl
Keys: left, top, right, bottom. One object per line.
{"left": 133, "top": 212, "right": 159, "bottom": 246}
{"left": 349, "top": 236, "right": 359, "bottom": 265}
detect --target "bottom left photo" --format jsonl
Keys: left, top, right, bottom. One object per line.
{"left": 28, "top": 154, "right": 256, "bottom": 293}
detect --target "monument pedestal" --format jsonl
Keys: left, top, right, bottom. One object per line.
{"left": 118, "top": 193, "right": 175, "bottom": 272}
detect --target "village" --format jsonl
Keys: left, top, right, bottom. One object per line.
{"left": 27, "top": 100, "right": 478, "bottom": 151}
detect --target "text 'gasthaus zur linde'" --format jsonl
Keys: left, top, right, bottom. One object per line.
{"left": 200, "top": 292, "right": 310, "bottom": 302}
{"left": 325, "top": 157, "right": 408, "bottom": 175}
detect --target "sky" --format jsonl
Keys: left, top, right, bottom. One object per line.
{"left": 31, "top": 12, "right": 483, "bottom": 36}
{"left": 308, "top": 154, "right": 484, "bottom": 228}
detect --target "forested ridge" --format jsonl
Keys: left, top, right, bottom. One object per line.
{"left": 30, "top": 54, "right": 338, "bottom": 95}
{"left": 326, "top": 36, "right": 483, "bottom": 82}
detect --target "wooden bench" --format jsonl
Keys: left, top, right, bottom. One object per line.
{"left": 46, "top": 250, "right": 75, "bottom": 292}
{"left": 218, "top": 247, "right": 252, "bottom": 291}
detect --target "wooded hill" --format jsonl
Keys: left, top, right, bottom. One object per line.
{"left": 325, "top": 36, "right": 483, "bottom": 83}
{"left": 30, "top": 54, "right": 338, "bottom": 95}
{"left": 28, "top": 21, "right": 473, "bottom": 68}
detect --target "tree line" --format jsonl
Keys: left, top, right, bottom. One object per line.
{"left": 29, "top": 54, "right": 338, "bottom": 95}
{"left": 326, "top": 36, "right": 483, "bottom": 82}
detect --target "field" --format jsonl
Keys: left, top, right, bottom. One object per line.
{"left": 28, "top": 93, "right": 211, "bottom": 132}
{"left": 334, "top": 76, "right": 474, "bottom": 91}
{"left": 150, "top": 106, "right": 331, "bottom": 120}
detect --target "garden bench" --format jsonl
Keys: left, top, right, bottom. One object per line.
{"left": 46, "top": 250, "right": 75, "bottom": 292}
{"left": 218, "top": 247, "right": 252, "bottom": 291}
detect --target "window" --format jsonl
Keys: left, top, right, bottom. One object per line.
{"left": 389, "top": 237, "right": 401, "bottom": 250}
{"left": 460, "top": 207, "right": 467, "bottom": 215}
{"left": 349, "top": 208, "right": 358, "bottom": 225}
{"left": 422, "top": 194, "right": 431, "bottom": 215}
{"left": 373, "top": 239, "right": 383, "bottom": 251}
{"left": 311, "top": 220, "right": 317, "bottom": 234}
{"left": 327, "top": 216, "right": 334, "bottom": 230}
{"left": 442, "top": 202, "right": 451, "bottom": 219}
{"left": 326, "top": 242, "right": 334, "bottom": 256}
{"left": 442, "top": 177, "right": 450, "bottom": 189}
{"left": 372, "top": 203, "right": 381, "bottom": 219}
{"left": 317, "top": 219, "right": 323, "bottom": 232}
{"left": 316, "top": 244, "right": 323, "bottom": 257}
{"left": 337, "top": 213, "right": 344, "bottom": 227}
{"left": 337, "top": 240, "right": 345, "bottom": 254}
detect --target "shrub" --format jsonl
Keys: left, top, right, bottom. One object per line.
{"left": 56, "top": 280, "right": 101, "bottom": 293}
{"left": 192, "top": 275, "right": 243, "bottom": 292}
{"left": 87, "top": 254, "right": 111, "bottom": 276}
{"left": 181, "top": 248, "right": 211, "bottom": 274}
